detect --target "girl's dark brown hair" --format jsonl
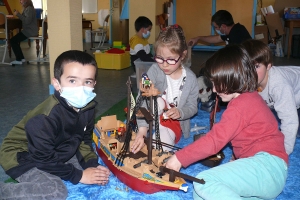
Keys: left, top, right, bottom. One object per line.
{"left": 203, "top": 44, "right": 258, "bottom": 94}
{"left": 154, "top": 24, "right": 188, "bottom": 63}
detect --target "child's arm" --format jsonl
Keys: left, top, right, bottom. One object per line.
{"left": 165, "top": 154, "right": 182, "bottom": 172}
{"left": 78, "top": 110, "right": 101, "bottom": 168}
{"left": 131, "top": 127, "right": 148, "bottom": 154}
{"left": 271, "top": 86, "right": 298, "bottom": 154}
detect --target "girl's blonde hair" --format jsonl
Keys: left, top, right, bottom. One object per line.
{"left": 154, "top": 24, "right": 188, "bottom": 63}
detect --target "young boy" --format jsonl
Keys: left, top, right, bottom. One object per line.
{"left": 0, "top": 50, "right": 110, "bottom": 199}
{"left": 129, "top": 16, "right": 154, "bottom": 77}
{"left": 242, "top": 39, "right": 300, "bottom": 155}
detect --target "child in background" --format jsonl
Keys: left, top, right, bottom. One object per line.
{"left": 165, "top": 45, "right": 288, "bottom": 199}
{"left": 129, "top": 16, "right": 155, "bottom": 77}
{"left": 131, "top": 24, "right": 199, "bottom": 153}
{"left": 242, "top": 39, "right": 300, "bottom": 155}
{"left": 0, "top": 50, "right": 110, "bottom": 199}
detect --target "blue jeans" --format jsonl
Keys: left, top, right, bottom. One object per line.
{"left": 193, "top": 152, "right": 287, "bottom": 200}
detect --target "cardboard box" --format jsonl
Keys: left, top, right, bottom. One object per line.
{"left": 254, "top": 25, "right": 269, "bottom": 44}
{"left": 265, "top": 13, "right": 285, "bottom": 38}
{"left": 94, "top": 51, "right": 130, "bottom": 70}
{"left": 134, "top": 59, "right": 155, "bottom": 87}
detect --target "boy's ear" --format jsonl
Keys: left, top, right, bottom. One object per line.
{"left": 51, "top": 77, "right": 61, "bottom": 91}
{"left": 267, "top": 63, "right": 272, "bottom": 70}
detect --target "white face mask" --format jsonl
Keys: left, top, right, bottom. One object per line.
{"left": 216, "top": 28, "right": 225, "bottom": 36}
{"left": 142, "top": 30, "right": 150, "bottom": 38}
{"left": 59, "top": 86, "right": 96, "bottom": 108}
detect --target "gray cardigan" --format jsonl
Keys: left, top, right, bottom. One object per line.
{"left": 136, "top": 63, "right": 199, "bottom": 139}
{"left": 17, "top": 6, "right": 38, "bottom": 37}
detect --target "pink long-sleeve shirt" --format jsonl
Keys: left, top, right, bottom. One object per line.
{"left": 176, "top": 92, "right": 288, "bottom": 167}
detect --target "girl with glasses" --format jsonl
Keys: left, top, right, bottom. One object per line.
{"left": 131, "top": 24, "right": 199, "bottom": 153}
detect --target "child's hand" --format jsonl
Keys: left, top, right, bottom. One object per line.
{"left": 80, "top": 166, "right": 110, "bottom": 185}
{"left": 131, "top": 127, "right": 147, "bottom": 154}
{"left": 165, "top": 154, "right": 182, "bottom": 172}
{"left": 165, "top": 107, "right": 180, "bottom": 119}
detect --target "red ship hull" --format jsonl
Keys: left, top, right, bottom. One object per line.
{"left": 96, "top": 147, "right": 179, "bottom": 194}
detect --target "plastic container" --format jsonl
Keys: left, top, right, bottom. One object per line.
{"left": 134, "top": 59, "right": 155, "bottom": 87}
{"left": 35, "top": 9, "right": 43, "bottom": 19}
{"left": 94, "top": 51, "right": 130, "bottom": 70}
{"left": 85, "top": 30, "right": 91, "bottom": 43}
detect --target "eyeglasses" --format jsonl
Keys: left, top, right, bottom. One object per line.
{"left": 154, "top": 56, "right": 181, "bottom": 65}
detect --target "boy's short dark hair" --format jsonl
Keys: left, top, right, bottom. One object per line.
{"left": 242, "top": 39, "right": 273, "bottom": 67}
{"left": 204, "top": 45, "right": 258, "bottom": 94}
{"left": 54, "top": 50, "right": 98, "bottom": 82}
{"left": 212, "top": 10, "right": 234, "bottom": 27}
{"left": 134, "top": 16, "right": 152, "bottom": 32}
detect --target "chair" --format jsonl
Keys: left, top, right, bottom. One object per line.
{"left": 27, "top": 15, "right": 48, "bottom": 63}
{"left": 91, "top": 12, "right": 110, "bottom": 50}
{"left": 0, "top": 12, "right": 10, "bottom": 65}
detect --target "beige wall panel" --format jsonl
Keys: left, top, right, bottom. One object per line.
{"left": 216, "top": 0, "right": 254, "bottom": 35}
{"left": 48, "top": 0, "right": 82, "bottom": 78}
{"left": 176, "top": 0, "right": 213, "bottom": 42}
{"left": 129, "top": 0, "right": 163, "bottom": 44}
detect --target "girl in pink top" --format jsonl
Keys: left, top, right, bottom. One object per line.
{"left": 165, "top": 45, "right": 288, "bottom": 200}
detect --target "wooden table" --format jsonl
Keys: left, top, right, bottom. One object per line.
{"left": 82, "top": 20, "right": 94, "bottom": 48}
{"left": 284, "top": 19, "right": 300, "bottom": 58}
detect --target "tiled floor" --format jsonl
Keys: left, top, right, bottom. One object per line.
{"left": 0, "top": 41, "right": 299, "bottom": 182}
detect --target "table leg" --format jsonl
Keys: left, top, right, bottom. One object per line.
{"left": 43, "top": 39, "right": 47, "bottom": 57}
{"left": 35, "top": 39, "right": 40, "bottom": 57}
{"left": 288, "top": 22, "right": 293, "bottom": 59}
{"left": 8, "top": 31, "right": 13, "bottom": 58}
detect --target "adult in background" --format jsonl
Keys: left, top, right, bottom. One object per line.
{"left": 10, "top": 0, "right": 38, "bottom": 65}
{"left": 188, "top": 10, "right": 252, "bottom": 46}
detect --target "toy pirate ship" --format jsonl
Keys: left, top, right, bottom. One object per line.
{"left": 93, "top": 75, "right": 205, "bottom": 194}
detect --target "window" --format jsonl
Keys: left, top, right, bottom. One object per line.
{"left": 32, "top": 0, "right": 42, "bottom": 8}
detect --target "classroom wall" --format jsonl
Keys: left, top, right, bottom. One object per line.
{"left": 129, "top": 0, "right": 165, "bottom": 44}
{"left": 47, "top": 0, "right": 83, "bottom": 79}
